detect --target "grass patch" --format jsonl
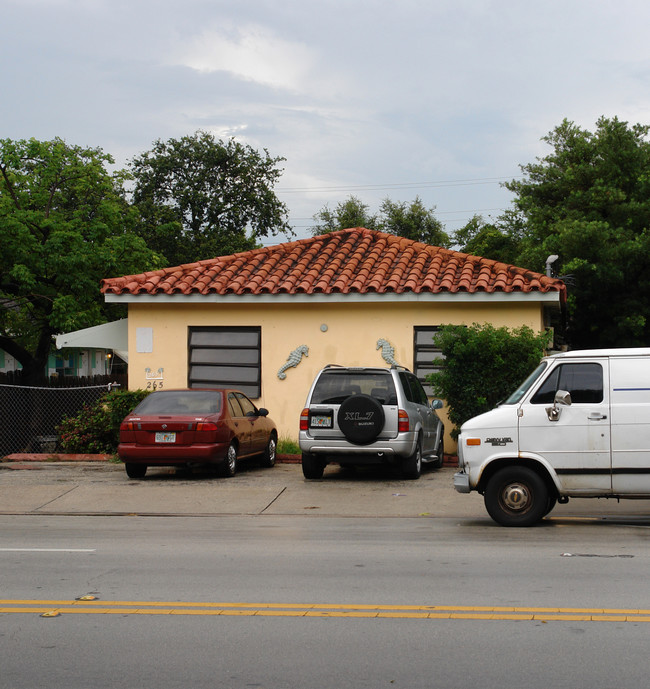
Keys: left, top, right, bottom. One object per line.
{"left": 277, "top": 436, "right": 300, "bottom": 455}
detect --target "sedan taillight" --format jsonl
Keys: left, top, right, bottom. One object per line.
{"left": 398, "top": 409, "right": 410, "bottom": 433}
{"left": 196, "top": 422, "right": 218, "bottom": 432}
{"left": 120, "top": 421, "right": 135, "bottom": 431}
{"left": 300, "top": 408, "right": 309, "bottom": 431}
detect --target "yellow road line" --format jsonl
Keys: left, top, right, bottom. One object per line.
{"left": 1, "top": 600, "right": 650, "bottom": 622}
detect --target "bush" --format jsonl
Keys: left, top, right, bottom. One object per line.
{"left": 427, "top": 323, "right": 551, "bottom": 438}
{"left": 57, "top": 389, "right": 150, "bottom": 453}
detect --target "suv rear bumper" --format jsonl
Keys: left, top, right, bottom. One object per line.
{"left": 300, "top": 433, "right": 417, "bottom": 459}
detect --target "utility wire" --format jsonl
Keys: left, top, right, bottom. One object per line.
{"left": 277, "top": 175, "right": 521, "bottom": 194}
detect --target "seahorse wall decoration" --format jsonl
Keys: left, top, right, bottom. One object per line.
{"left": 277, "top": 345, "right": 309, "bottom": 380}
{"left": 377, "top": 338, "right": 399, "bottom": 366}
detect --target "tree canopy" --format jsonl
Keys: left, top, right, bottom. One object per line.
{"left": 0, "top": 137, "right": 162, "bottom": 383}
{"left": 312, "top": 195, "right": 450, "bottom": 247}
{"left": 130, "top": 131, "right": 292, "bottom": 265}
{"left": 502, "top": 117, "right": 650, "bottom": 348}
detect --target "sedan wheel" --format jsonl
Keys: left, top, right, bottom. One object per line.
{"left": 220, "top": 443, "right": 238, "bottom": 478}
{"left": 125, "top": 463, "right": 147, "bottom": 479}
{"left": 260, "top": 436, "right": 277, "bottom": 467}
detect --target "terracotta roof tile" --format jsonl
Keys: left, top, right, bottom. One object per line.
{"left": 101, "top": 228, "right": 566, "bottom": 302}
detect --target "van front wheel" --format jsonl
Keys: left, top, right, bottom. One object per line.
{"left": 484, "top": 466, "right": 548, "bottom": 527}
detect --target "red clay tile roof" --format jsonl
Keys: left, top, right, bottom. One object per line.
{"left": 100, "top": 228, "right": 566, "bottom": 300}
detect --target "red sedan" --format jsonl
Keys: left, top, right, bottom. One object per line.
{"left": 118, "top": 389, "right": 277, "bottom": 479}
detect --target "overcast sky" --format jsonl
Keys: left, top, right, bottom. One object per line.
{"left": 3, "top": 0, "right": 650, "bottom": 244}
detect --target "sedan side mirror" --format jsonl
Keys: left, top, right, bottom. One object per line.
{"left": 257, "top": 408, "right": 269, "bottom": 417}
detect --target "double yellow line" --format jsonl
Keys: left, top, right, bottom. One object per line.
{"left": 2, "top": 600, "right": 650, "bottom": 622}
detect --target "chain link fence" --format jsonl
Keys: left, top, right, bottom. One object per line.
{"left": 0, "top": 376, "right": 126, "bottom": 457}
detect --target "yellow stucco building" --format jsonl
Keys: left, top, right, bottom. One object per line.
{"left": 101, "top": 228, "right": 566, "bottom": 450}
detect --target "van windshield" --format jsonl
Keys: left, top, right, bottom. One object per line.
{"left": 503, "top": 362, "right": 548, "bottom": 405}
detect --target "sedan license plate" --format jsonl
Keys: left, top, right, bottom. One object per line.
{"left": 310, "top": 414, "right": 332, "bottom": 429}
{"left": 155, "top": 432, "right": 176, "bottom": 443}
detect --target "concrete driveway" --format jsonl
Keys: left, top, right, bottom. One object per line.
{"left": 1, "top": 461, "right": 649, "bottom": 522}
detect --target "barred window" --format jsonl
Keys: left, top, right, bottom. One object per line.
{"left": 188, "top": 327, "right": 261, "bottom": 398}
{"left": 413, "top": 327, "right": 443, "bottom": 396}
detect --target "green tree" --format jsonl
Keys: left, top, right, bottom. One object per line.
{"left": 311, "top": 195, "right": 378, "bottom": 235}
{"left": 503, "top": 117, "right": 650, "bottom": 348}
{"left": 453, "top": 214, "right": 521, "bottom": 264}
{"left": 378, "top": 196, "right": 450, "bottom": 246}
{"left": 0, "top": 137, "right": 162, "bottom": 384}
{"left": 428, "top": 323, "right": 551, "bottom": 437}
{"left": 312, "top": 195, "right": 449, "bottom": 246}
{"left": 130, "top": 132, "right": 291, "bottom": 265}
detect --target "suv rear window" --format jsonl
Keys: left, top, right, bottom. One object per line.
{"left": 311, "top": 371, "right": 398, "bottom": 405}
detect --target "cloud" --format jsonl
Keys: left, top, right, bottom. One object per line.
{"left": 174, "top": 24, "right": 314, "bottom": 92}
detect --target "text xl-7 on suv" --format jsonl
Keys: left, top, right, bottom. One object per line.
{"left": 299, "top": 365, "right": 444, "bottom": 479}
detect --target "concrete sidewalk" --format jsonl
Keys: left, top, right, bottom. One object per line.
{"left": 1, "top": 459, "right": 650, "bottom": 521}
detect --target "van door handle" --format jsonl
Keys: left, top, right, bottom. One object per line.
{"left": 588, "top": 413, "right": 607, "bottom": 421}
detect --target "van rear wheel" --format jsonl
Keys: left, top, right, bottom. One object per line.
{"left": 484, "top": 466, "right": 548, "bottom": 527}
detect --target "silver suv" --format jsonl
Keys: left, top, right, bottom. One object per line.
{"left": 299, "top": 365, "right": 444, "bottom": 479}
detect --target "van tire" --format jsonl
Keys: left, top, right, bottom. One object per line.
{"left": 484, "top": 466, "right": 548, "bottom": 527}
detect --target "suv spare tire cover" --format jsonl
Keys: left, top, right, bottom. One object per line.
{"left": 337, "top": 394, "right": 385, "bottom": 445}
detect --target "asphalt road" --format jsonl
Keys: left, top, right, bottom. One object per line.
{"left": 2, "top": 462, "right": 650, "bottom": 688}
{"left": 2, "top": 510, "right": 650, "bottom": 689}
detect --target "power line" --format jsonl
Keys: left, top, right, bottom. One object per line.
{"left": 277, "top": 176, "right": 521, "bottom": 194}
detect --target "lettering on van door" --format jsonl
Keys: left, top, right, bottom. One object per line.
{"left": 486, "top": 437, "right": 513, "bottom": 446}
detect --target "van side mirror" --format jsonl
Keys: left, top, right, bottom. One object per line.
{"left": 546, "top": 389, "right": 571, "bottom": 421}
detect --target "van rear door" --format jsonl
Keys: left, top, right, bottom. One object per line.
{"left": 518, "top": 358, "right": 612, "bottom": 494}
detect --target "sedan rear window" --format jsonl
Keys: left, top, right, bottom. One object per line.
{"left": 134, "top": 391, "right": 222, "bottom": 415}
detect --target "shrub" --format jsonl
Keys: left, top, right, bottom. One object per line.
{"left": 57, "top": 389, "right": 150, "bottom": 453}
{"left": 427, "top": 323, "right": 551, "bottom": 438}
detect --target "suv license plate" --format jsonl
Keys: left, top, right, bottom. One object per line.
{"left": 155, "top": 432, "right": 176, "bottom": 443}
{"left": 310, "top": 415, "right": 332, "bottom": 428}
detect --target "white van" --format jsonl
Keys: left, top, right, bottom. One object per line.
{"left": 454, "top": 348, "right": 650, "bottom": 526}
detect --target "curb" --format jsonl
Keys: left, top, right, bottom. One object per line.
{"left": 1, "top": 453, "right": 303, "bottom": 465}
{"left": 1, "top": 453, "right": 457, "bottom": 467}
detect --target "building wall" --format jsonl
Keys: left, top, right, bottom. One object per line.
{"left": 125, "top": 298, "right": 547, "bottom": 448}
{"left": 1, "top": 348, "right": 110, "bottom": 376}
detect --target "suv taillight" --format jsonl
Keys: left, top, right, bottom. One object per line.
{"left": 398, "top": 409, "right": 409, "bottom": 432}
{"left": 300, "top": 408, "right": 309, "bottom": 431}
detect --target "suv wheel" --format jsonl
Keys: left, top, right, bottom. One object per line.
{"left": 432, "top": 435, "right": 444, "bottom": 469}
{"left": 401, "top": 438, "right": 422, "bottom": 480}
{"left": 302, "top": 453, "right": 325, "bottom": 479}
{"left": 337, "top": 394, "right": 385, "bottom": 445}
